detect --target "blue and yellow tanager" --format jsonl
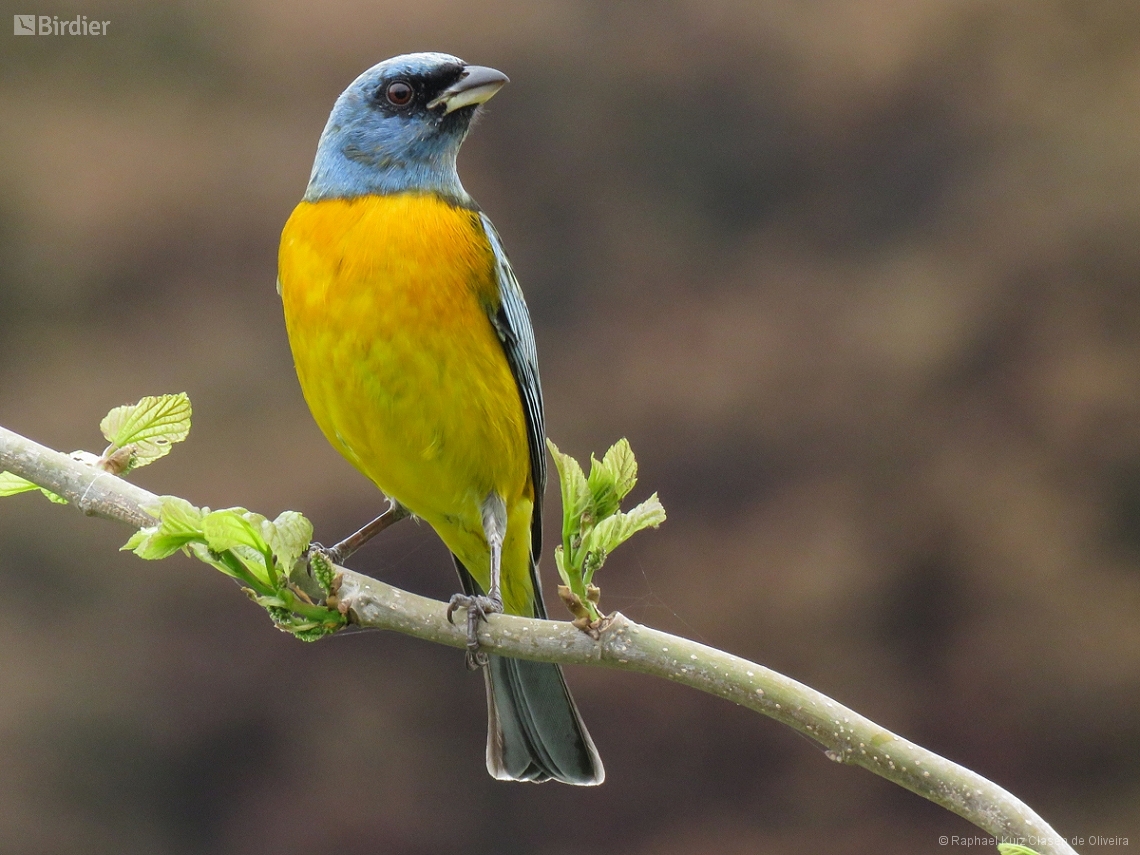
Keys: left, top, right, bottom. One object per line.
{"left": 278, "top": 53, "right": 603, "bottom": 785}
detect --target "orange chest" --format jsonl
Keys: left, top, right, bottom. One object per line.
{"left": 277, "top": 192, "right": 534, "bottom": 594}
{"left": 278, "top": 194, "right": 500, "bottom": 336}
{"left": 276, "top": 192, "right": 530, "bottom": 522}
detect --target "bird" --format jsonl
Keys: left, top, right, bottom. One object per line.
{"left": 277, "top": 52, "right": 604, "bottom": 785}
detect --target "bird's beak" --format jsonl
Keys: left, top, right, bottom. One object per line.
{"left": 427, "top": 65, "right": 509, "bottom": 115}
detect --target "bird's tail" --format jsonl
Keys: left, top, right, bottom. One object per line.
{"left": 483, "top": 653, "right": 604, "bottom": 785}
{"left": 455, "top": 559, "right": 604, "bottom": 785}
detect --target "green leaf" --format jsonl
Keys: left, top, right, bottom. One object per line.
{"left": 548, "top": 439, "right": 591, "bottom": 554}
{"left": 547, "top": 437, "right": 667, "bottom": 618}
{"left": 202, "top": 508, "right": 266, "bottom": 553}
{"left": 0, "top": 471, "right": 37, "bottom": 497}
{"left": 291, "top": 624, "right": 340, "bottom": 642}
{"left": 186, "top": 541, "right": 248, "bottom": 581}
{"left": 123, "top": 496, "right": 207, "bottom": 559}
{"left": 202, "top": 509, "right": 275, "bottom": 586}
{"left": 553, "top": 544, "right": 570, "bottom": 588}
{"left": 116, "top": 492, "right": 343, "bottom": 638}
{"left": 603, "top": 438, "right": 638, "bottom": 497}
{"left": 998, "top": 846, "right": 1042, "bottom": 855}
{"left": 588, "top": 438, "right": 638, "bottom": 519}
{"left": 0, "top": 471, "right": 68, "bottom": 504}
{"left": 263, "top": 510, "right": 313, "bottom": 577}
{"left": 625, "top": 492, "right": 666, "bottom": 529}
{"left": 99, "top": 393, "right": 191, "bottom": 472}
{"left": 580, "top": 492, "right": 666, "bottom": 581}
{"left": 585, "top": 454, "right": 616, "bottom": 520}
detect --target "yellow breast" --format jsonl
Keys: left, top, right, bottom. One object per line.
{"left": 278, "top": 193, "right": 533, "bottom": 589}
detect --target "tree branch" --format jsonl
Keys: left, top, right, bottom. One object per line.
{"left": 0, "top": 423, "right": 1078, "bottom": 855}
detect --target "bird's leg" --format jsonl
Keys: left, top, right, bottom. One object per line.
{"left": 314, "top": 498, "right": 410, "bottom": 566}
{"left": 481, "top": 493, "right": 506, "bottom": 610}
{"left": 447, "top": 493, "right": 507, "bottom": 668}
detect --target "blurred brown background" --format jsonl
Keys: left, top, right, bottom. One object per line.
{"left": 2, "top": 1, "right": 1139, "bottom": 852}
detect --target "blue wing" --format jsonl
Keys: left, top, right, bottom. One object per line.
{"left": 475, "top": 216, "right": 605, "bottom": 785}
{"left": 479, "top": 213, "right": 547, "bottom": 590}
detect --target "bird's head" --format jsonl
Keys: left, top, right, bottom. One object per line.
{"left": 304, "top": 52, "right": 508, "bottom": 203}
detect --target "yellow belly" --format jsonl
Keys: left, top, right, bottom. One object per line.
{"left": 279, "top": 193, "right": 535, "bottom": 613}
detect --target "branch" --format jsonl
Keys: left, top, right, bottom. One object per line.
{"left": 0, "top": 423, "right": 1078, "bottom": 855}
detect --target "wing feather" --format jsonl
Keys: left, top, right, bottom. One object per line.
{"left": 480, "top": 214, "right": 547, "bottom": 603}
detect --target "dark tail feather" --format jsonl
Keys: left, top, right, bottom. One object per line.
{"left": 484, "top": 654, "right": 604, "bottom": 784}
{"left": 455, "top": 558, "right": 604, "bottom": 785}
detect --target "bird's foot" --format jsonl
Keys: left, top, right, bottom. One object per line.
{"left": 446, "top": 593, "right": 503, "bottom": 669}
{"left": 315, "top": 501, "right": 411, "bottom": 567}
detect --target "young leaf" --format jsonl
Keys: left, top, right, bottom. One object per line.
{"left": 292, "top": 624, "right": 340, "bottom": 642}
{"left": 100, "top": 393, "right": 192, "bottom": 471}
{"left": 553, "top": 544, "right": 571, "bottom": 588}
{"left": 581, "top": 492, "right": 666, "bottom": 557}
{"left": 201, "top": 509, "right": 267, "bottom": 554}
{"left": 548, "top": 439, "right": 591, "bottom": 552}
{"left": 0, "top": 472, "right": 37, "bottom": 497}
{"left": 0, "top": 471, "right": 67, "bottom": 504}
{"left": 263, "top": 510, "right": 313, "bottom": 576}
{"left": 601, "top": 438, "right": 638, "bottom": 500}
{"left": 623, "top": 492, "right": 667, "bottom": 533}
{"left": 123, "top": 496, "right": 206, "bottom": 559}
{"left": 115, "top": 492, "right": 342, "bottom": 637}
{"left": 186, "top": 541, "right": 249, "bottom": 581}
{"left": 588, "top": 438, "right": 638, "bottom": 519}
{"left": 578, "top": 493, "right": 665, "bottom": 587}
{"left": 585, "top": 453, "right": 618, "bottom": 520}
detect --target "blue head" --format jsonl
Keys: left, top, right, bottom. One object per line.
{"left": 304, "top": 52, "right": 508, "bottom": 204}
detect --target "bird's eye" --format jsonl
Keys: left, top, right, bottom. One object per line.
{"left": 385, "top": 81, "right": 414, "bottom": 107}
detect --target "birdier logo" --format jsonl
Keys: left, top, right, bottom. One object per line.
{"left": 13, "top": 14, "right": 109, "bottom": 35}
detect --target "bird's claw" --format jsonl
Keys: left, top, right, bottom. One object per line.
{"left": 447, "top": 593, "right": 503, "bottom": 670}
